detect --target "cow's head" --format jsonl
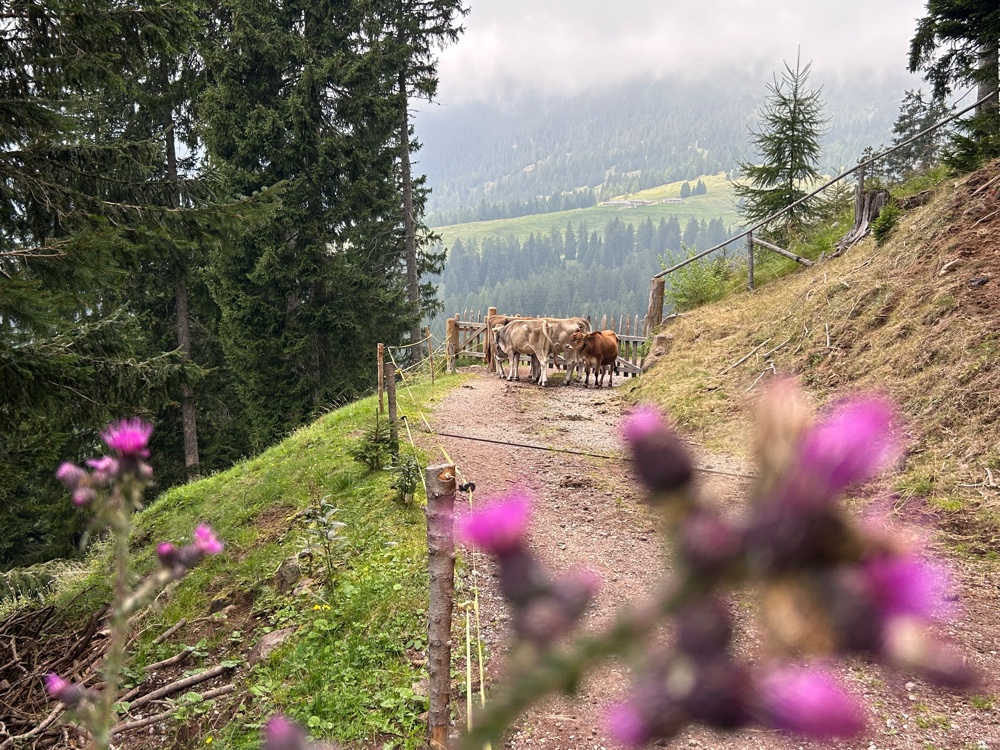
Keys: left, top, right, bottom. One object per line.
{"left": 567, "top": 331, "right": 586, "bottom": 351}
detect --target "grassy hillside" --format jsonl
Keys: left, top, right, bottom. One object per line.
{"left": 435, "top": 173, "right": 740, "bottom": 248}
{"left": 39, "top": 377, "right": 470, "bottom": 750}
{"left": 626, "top": 162, "right": 1000, "bottom": 550}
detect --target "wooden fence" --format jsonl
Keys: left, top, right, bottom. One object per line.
{"left": 445, "top": 307, "right": 645, "bottom": 379}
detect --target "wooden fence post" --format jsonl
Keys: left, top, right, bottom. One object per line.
{"left": 747, "top": 232, "right": 755, "bottom": 291}
{"left": 385, "top": 361, "right": 398, "bottom": 456}
{"left": 425, "top": 463, "right": 457, "bottom": 750}
{"left": 645, "top": 275, "right": 665, "bottom": 337}
{"left": 377, "top": 343, "right": 385, "bottom": 414}
{"left": 486, "top": 306, "right": 498, "bottom": 373}
{"left": 425, "top": 326, "right": 434, "bottom": 384}
{"left": 446, "top": 317, "right": 458, "bottom": 373}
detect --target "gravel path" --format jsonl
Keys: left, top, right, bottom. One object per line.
{"left": 422, "top": 365, "right": 1000, "bottom": 750}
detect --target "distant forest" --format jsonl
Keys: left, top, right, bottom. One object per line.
{"left": 415, "top": 72, "right": 917, "bottom": 221}
{"left": 433, "top": 214, "right": 735, "bottom": 324}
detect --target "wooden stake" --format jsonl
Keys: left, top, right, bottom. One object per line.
{"left": 377, "top": 343, "right": 385, "bottom": 414}
{"left": 425, "top": 326, "right": 434, "bottom": 383}
{"left": 446, "top": 318, "right": 458, "bottom": 373}
{"left": 385, "top": 361, "right": 399, "bottom": 456}
{"left": 425, "top": 463, "right": 457, "bottom": 750}
{"left": 747, "top": 232, "right": 755, "bottom": 291}
{"left": 645, "top": 277, "right": 665, "bottom": 336}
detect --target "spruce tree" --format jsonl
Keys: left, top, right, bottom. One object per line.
{"left": 909, "top": 1, "right": 1000, "bottom": 169}
{"left": 733, "top": 56, "right": 827, "bottom": 240}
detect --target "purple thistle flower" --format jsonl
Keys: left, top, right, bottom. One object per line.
{"left": 85, "top": 455, "right": 119, "bottom": 485}
{"left": 621, "top": 405, "right": 693, "bottom": 496}
{"left": 794, "top": 396, "right": 899, "bottom": 503}
{"left": 606, "top": 702, "right": 650, "bottom": 747}
{"left": 45, "top": 672, "right": 84, "bottom": 708}
{"left": 605, "top": 676, "right": 685, "bottom": 747}
{"left": 157, "top": 542, "right": 181, "bottom": 570}
{"left": 101, "top": 418, "right": 154, "bottom": 458}
{"left": 71, "top": 487, "right": 96, "bottom": 507}
{"left": 759, "top": 664, "right": 866, "bottom": 739}
{"left": 456, "top": 492, "right": 531, "bottom": 555}
{"left": 194, "top": 524, "right": 223, "bottom": 555}
{"left": 262, "top": 714, "right": 308, "bottom": 750}
{"left": 863, "top": 553, "right": 951, "bottom": 622}
{"left": 55, "top": 462, "right": 86, "bottom": 490}
{"left": 621, "top": 405, "right": 664, "bottom": 444}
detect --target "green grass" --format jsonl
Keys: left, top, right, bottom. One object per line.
{"left": 52, "top": 373, "right": 471, "bottom": 749}
{"left": 435, "top": 173, "right": 740, "bottom": 248}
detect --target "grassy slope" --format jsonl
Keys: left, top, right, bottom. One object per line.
{"left": 435, "top": 173, "right": 740, "bottom": 248}
{"left": 624, "top": 163, "right": 1000, "bottom": 551}
{"left": 54, "top": 376, "right": 470, "bottom": 749}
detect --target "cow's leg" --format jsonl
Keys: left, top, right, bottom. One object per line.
{"left": 507, "top": 353, "right": 517, "bottom": 381}
{"left": 607, "top": 363, "right": 613, "bottom": 387}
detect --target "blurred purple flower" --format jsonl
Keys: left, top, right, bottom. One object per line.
{"left": 864, "top": 553, "right": 950, "bottom": 622}
{"left": 456, "top": 492, "right": 530, "bottom": 555}
{"left": 262, "top": 714, "right": 308, "bottom": 750}
{"left": 759, "top": 664, "right": 865, "bottom": 739}
{"left": 101, "top": 418, "right": 154, "bottom": 458}
{"left": 675, "top": 597, "right": 733, "bottom": 658}
{"left": 621, "top": 405, "right": 664, "bottom": 444}
{"left": 85, "top": 456, "right": 118, "bottom": 485}
{"left": 606, "top": 702, "right": 650, "bottom": 747}
{"left": 55, "top": 462, "right": 86, "bottom": 491}
{"left": 795, "top": 396, "right": 899, "bottom": 502}
{"left": 605, "top": 676, "right": 684, "bottom": 747}
{"left": 194, "top": 524, "right": 223, "bottom": 555}
{"left": 45, "top": 672, "right": 84, "bottom": 708}
{"left": 677, "top": 510, "right": 743, "bottom": 576}
{"left": 71, "top": 487, "right": 96, "bottom": 507}
{"left": 621, "top": 406, "right": 693, "bottom": 495}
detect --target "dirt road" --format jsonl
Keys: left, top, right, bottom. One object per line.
{"left": 423, "top": 366, "right": 1000, "bottom": 750}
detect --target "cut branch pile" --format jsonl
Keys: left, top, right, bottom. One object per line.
{"left": 0, "top": 606, "right": 237, "bottom": 748}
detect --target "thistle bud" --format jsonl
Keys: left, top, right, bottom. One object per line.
{"left": 45, "top": 673, "right": 86, "bottom": 709}
{"left": 622, "top": 406, "right": 694, "bottom": 496}
{"left": 262, "top": 714, "right": 309, "bottom": 750}
{"left": 675, "top": 597, "right": 733, "bottom": 658}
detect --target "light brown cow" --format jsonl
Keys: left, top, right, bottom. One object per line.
{"left": 542, "top": 317, "right": 591, "bottom": 385}
{"left": 495, "top": 319, "right": 553, "bottom": 386}
{"left": 567, "top": 329, "right": 619, "bottom": 387}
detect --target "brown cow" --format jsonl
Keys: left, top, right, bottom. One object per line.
{"left": 567, "top": 330, "right": 619, "bottom": 387}
{"left": 543, "top": 317, "right": 591, "bottom": 385}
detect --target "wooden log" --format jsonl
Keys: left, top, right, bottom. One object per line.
{"left": 752, "top": 236, "right": 813, "bottom": 266}
{"left": 645, "top": 277, "right": 665, "bottom": 336}
{"left": 747, "top": 232, "right": 755, "bottom": 291}
{"left": 425, "top": 464, "right": 457, "bottom": 750}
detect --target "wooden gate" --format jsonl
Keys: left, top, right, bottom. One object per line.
{"left": 446, "top": 308, "right": 646, "bottom": 379}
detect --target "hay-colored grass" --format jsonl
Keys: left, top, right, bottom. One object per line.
{"left": 627, "top": 162, "right": 1000, "bottom": 552}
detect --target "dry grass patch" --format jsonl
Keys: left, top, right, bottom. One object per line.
{"left": 627, "top": 160, "right": 1000, "bottom": 552}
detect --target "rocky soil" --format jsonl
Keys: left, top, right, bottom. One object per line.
{"left": 424, "top": 365, "right": 1000, "bottom": 750}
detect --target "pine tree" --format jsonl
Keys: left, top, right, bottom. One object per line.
{"left": 883, "top": 90, "right": 953, "bottom": 180}
{"left": 733, "top": 55, "right": 828, "bottom": 240}
{"left": 680, "top": 181, "right": 692, "bottom": 198}
{"left": 909, "top": 1, "right": 1000, "bottom": 169}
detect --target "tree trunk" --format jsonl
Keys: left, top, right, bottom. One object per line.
{"left": 400, "top": 72, "right": 421, "bottom": 362}
{"left": 977, "top": 40, "right": 999, "bottom": 116}
{"left": 424, "top": 463, "right": 456, "bottom": 750}
{"left": 164, "top": 96, "right": 201, "bottom": 480}
{"left": 834, "top": 164, "right": 890, "bottom": 256}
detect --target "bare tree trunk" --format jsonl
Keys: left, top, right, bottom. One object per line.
{"left": 424, "top": 463, "right": 456, "bottom": 749}
{"left": 400, "top": 72, "right": 422, "bottom": 362}
{"left": 977, "top": 41, "right": 999, "bottom": 116}
{"left": 164, "top": 97, "right": 201, "bottom": 480}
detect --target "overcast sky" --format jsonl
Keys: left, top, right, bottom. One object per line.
{"left": 433, "top": 0, "right": 930, "bottom": 104}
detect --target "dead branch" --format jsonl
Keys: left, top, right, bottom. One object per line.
{"left": 720, "top": 339, "right": 772, "bottom": 375}
{"left": 143, "top": 648, "right": 191, "bottom": 673}
{"left": 125, "top": 664, "right": 234, "bottom": 712}
{"left": 761, "top": 338, "right": 792, "bottom": 360}
{"left": 152, "top": 618, "right": 187, "bottom": 645}
{"left": 112, "top": 683, "right": 235, "bottom": 736}
{"left": 0, "top": 706, "right": 63, "bottom": 750}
